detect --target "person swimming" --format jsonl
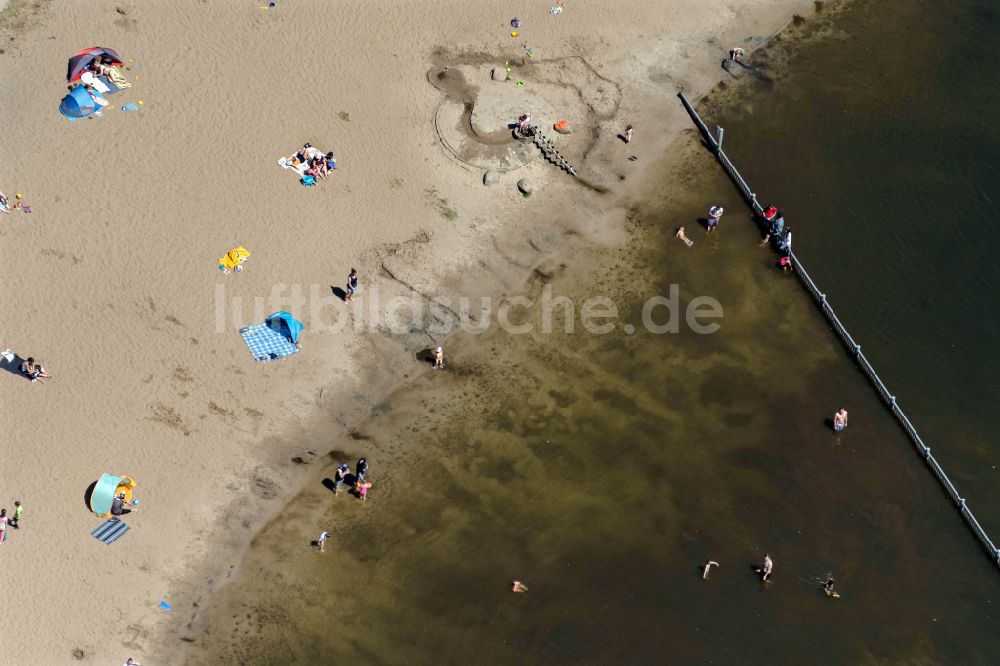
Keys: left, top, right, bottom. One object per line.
{"left": 702, "top": 560, "right": 719, "bottom": 579}
{"left": 511, "top": 580, "right": 528, "bottom": 593}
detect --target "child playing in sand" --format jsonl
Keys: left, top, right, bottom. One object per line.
{"left": 358, "top": 481, "right": 371, "bottom": 501}
{"left": 11, "top": 501, "right": 22, "bottom": 529}
{"left": 675, "top": 226, "right": 694, "bottom": 247}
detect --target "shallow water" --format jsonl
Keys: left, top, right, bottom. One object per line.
{"left": 704, "top": 0, "right": 1000, "bottom": 527}
{"left": 187, "top": 1, "right": 1000, "bottom": 663}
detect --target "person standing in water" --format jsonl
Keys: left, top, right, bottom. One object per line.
{"left": 433, "top": 346, "right": 445, "bottom": 369}
{"left": 833, "top": 408, "right": 848, "bottom": 432}
{"left": 511, "top": 580, "right": 528, "bottom": 593}
{"left": 756, "top": 553, "right": 774, "bottom": 581}
{"left": 355, "top": 458, "right": 368, "bottom": 484}
{"left": 823, "top": 577, "right": 838, "bottom": 596}
{"left": 317, "top": 530, "right": 329, "bottom": 553}
{"left": 707, "top": 205, "right": 724, "bottom": 230}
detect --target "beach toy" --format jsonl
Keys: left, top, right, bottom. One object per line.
{"left": 515, "top": 81, "right": 525, "bottom": 87}
{"left": 138, "top": 100, "right": 144, "bottom": 105}
{"left": 511, "top": 18, "right": 521, "bottom": 28}
{"left": 511, "top": 31, "right": 519, "bottom": 37}
{"left": 15, "top": 193, "right": 21, "bottom": 199}
{"left": 121, "top": 102, "right": 139, "bottom": 112}
{"left": 301, "top": 175, "right": 316, "bottom": 187}
{"left": 158, "top": 601, "right": 171, "bottom": 611}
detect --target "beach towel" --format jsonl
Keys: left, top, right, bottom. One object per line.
{"left": 80, "top": 71, "right": 111, "bottom": 94}
{"left": 219, "top": 246, "right": 251, "bottom": 272}
{"left": 107, "top": 66, "right": 131, "bottom": 89}
{"left": 241, "top": 324, "right": 300, "bottom": 361}
{"left": 91, "top": 517, "right": 130, "bottom": 544}
{"left": 277, "top": 156, "right": 307, "bottom": 175}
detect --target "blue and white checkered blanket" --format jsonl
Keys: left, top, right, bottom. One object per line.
{"left": 241, "top": 324, "right": 300, "bottom": 362}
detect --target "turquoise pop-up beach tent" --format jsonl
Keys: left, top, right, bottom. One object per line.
{"left": 59, "top": 85, "right": 97, "bottom": 118}
{"left": 266, "top": 312, "right": 303, "bottom": 343}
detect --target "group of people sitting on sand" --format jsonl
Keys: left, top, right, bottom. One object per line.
{"left": 279, "top": 143, "right": 337, "bottom": 183}
{"left": 70, "top": 55, "right": 131, "bottom": 113}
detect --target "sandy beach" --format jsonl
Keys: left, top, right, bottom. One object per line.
{"left": 0, "top": 0, "right": 816, "bottom": 663}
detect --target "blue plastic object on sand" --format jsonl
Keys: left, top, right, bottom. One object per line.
{"left": 159, "top": 601, "right": 172, "bottom": 611}
{"left": 121, "top": 102, "right": 139, "bottom": 112}
{"left": 301, "top": 175, "right": 316, "bottom": 186}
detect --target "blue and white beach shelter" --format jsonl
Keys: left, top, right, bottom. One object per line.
{"left": 241, "top": 312, "right": 303, "bottom": 362}
{"left": 59, "top": 85, "right": 97, "bottom": 118}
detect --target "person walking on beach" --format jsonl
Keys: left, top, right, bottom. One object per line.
{"left": 675, "top": 226, "right": 694, "bottom": 247}
{"left": 356, "top": 457, "right": 368, "bottom": 484}
{"left": 833, "top": 408, "right": 848, "bottom": 432}
{"left": 334, "top": 463, "right": 350, "bottom": 494}
{"left": 0, "top": 509, "right": 7, "bottom": 544}
{"left": 10, "top": 501, "right": 22, "bottom": 529}
{"left": 433, "top": 346, "right": 445, "bottom": 369}
{"left": 317, "top": 530, "right": 329, "bottom": 553}
{"left": 345, "top": 268, "right": 359, "bottom": 302}
{"left": 623, "top": 125, "right": 634, "bottom": 144}
{"left": 729, "top": 47, "right": 745, "bottom": 62}
{"left": 707, "top": 205, "right": 724, "bottom": 230}
{"left": 756, "top": 553, "right": 773, "bottom": 581}
{"left": 702, "top": 560, "right": 719, "bottom": 579}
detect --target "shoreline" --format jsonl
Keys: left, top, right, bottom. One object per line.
{"left": 0, "top": 1, "right": 822, "bottom": 663}
{"left": 169, "top": 4, "right": 832, "bottom": 665}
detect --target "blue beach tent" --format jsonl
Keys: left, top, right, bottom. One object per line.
{"left": 267, "top": 312, "right": 303, "bottom": 344}
{"left": 59, "top": 85, "right": 97, "bottom": 118}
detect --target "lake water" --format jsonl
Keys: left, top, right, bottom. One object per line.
{"left": 187, "top": 1, "right": 1000, "bottom": 663}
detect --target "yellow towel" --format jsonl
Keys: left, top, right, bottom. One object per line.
{"left": 108, "top": 66, "right": 131, "bottom": 89}
{"left": 219, "top": 246, "right": 250, "bottom": 271}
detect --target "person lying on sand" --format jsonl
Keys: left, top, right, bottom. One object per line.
{"left": 675, "top": 226, "right": 694, "bottom": 247}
